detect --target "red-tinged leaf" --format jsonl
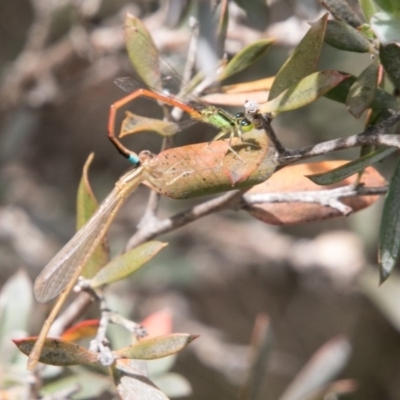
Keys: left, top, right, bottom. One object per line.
{"left": 143, "top": 128, "right": 277, "bottom": 199}
{"left": 261, "top": 71, "right": 349, "bottom": 116}
{"left": 90, "top": 241, "right": 168, "bottom": 288}
{"left": 325, "top": 20, "right": 373, "bottom": 52}
{"left": 114, "top": 333, "right": 198, "bottom": 360}
{"left": 61, "top": 320, "right": 99, "bottom": 342}
{"left": 141, "top": 309, "right": 173, "bottom": 338}
{"left": 119, "top": 111, "right": 180, "bottom": 137}
{"left": 269, "top": 14, "right": 328, "bottom": 100}
{"left": 245, "top": 161, "right": 386, "bottom": 225}
{"left": 379, "top": 158, "right": 400, "bottom": 282}
{"left": 14, "top": 337, "right": 98, "bottom": 366}
{"left": 124, "top": 13, "right": 161, "bottom": 90}
{"left": 346, "top": 59, "right": 379, "bottom": 118}
{"left": 218, "top": 39, "right": 274, "bottom": 81}
{"left": 77, "top": 153, "right": 109, "bottom": 278}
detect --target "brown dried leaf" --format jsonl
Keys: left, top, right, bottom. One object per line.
{"left": 143, "top": 128, "right": 277, "bottom": 199}
{"left": 245, "top": 161, "right": 386, "bottom": 225}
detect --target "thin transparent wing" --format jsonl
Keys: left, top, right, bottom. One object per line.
{"left": 114, "top": 77, "right": 142, "bottom": 93}
{"left": 34, "top": 189, "right": 123, "bottom": 303}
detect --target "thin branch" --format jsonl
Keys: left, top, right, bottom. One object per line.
{"left": 243, "top": 185, "right": 387, "bottom": 215}
{"left": 126, "top": 183, "right": 386, "bottom": 250}
{"left": 127, "top": 189, "right": 244, "bottom": 249}
{"left": 89, "top": 293, "right": 115, "bottom": 366}
{"left": 278, "top": 112, "right": 400, "bottom": 165}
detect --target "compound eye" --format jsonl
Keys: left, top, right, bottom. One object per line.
{"left": 235, "top": 112, "right": 245, "bottom": 119}
{"left": 240, "top": 118, "right": 253, "bottom": 132}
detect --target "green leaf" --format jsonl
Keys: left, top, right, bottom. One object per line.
{"left": 379, "top": 157, "right": 400, "bottom": 282}
{"left": 373, "top": 0, "right": 400, "bottom": 14}
{"left": 268, "top": 14, "right": 328, "bottom": 100}
{"left": 346, "top": 58, "right": 379, "bottom": 118}
{"left": 360, "top": 0, "right": 380, "bottom": 21}
{"left": 261, "top": 71, "right": 349, "bottom": 116}
{"left": 380, "top": 43, "right": 400, "bottom": 90}
{"left": 371, "top": 11, "right": 400, "bottom": 44}
{"left": 324, "top": 75, "right": 398, "bottom": 116}
{"left": 90, "top": 241, "right": 168, "bottom": 288}
{"left": 218, "top": 39, "right": 274, "bottom": 81}
{"left": 321, "top": 0, "right": 363, "bottom": 27}
{"left": 308, "top": 147, "right": 395, "bottom": 185}
{"left": 324, "top": 20, "right": 372, "bottom": 52}
{"left": 76, "top": 153, "right": 98, "bottom": 230}
{"left": 115, "top": 334, "right": 198, "bottom": 360}
{"left": 14, "top": 337, "right": 98, "bottom": 366}
{"left": 124, "top": 13, "right": 161, "bottom": 90}
{"left": 77, "top": 153, "right": 109, "bottom": 278}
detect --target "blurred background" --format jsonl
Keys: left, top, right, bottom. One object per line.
{"left": 1, "top": 0, "right": 400, "bottom": 399}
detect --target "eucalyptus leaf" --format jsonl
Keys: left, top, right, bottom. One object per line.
{"left": 218, "top": 39, "right": 274, "bottom": 81}
{"left": 359, "top": 0, "right": 380, "bottom": 21}
{"left": 380, "top": 43, "right": 400, "bottom": 90}
{"left": 325, "top": 20, "right": 372, "bottom": 52}
{"left": 115, "top": 334, "right": 198, "bottom": 360}
{"left": 308, "top": 147, "right": 395, "bottom": 185}
{"left": 77, "top": 153, "right": 109, "bottom": 278}
{"left": 261, "top": 71, "right": 349, "bottom": 116}
{"left": 379, "top": 157, "right": 400, "bottom": 282}
{"left": 346, "top": 58, "right": 379, "bottom": 118}
{"left": 14, "top": 338, "right": 98, "bottom": 366}
{"left": 324, "top": 75, "right": 398, "bottom": 115}
{"left": 269, "top": 14, "right": 328, "bottom": 100}
{"left": 320, "top": 0, "right": 363, "bottom": 27}
{"left": 90, "top": 241, "right": 168, "bottom": 288}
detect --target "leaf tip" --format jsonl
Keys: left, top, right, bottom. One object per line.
{"left": 379, "top": 268, "right": 390, "bottom": 285}
{"left": 188, "top": 334, "right": 200, "bottom": 344}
